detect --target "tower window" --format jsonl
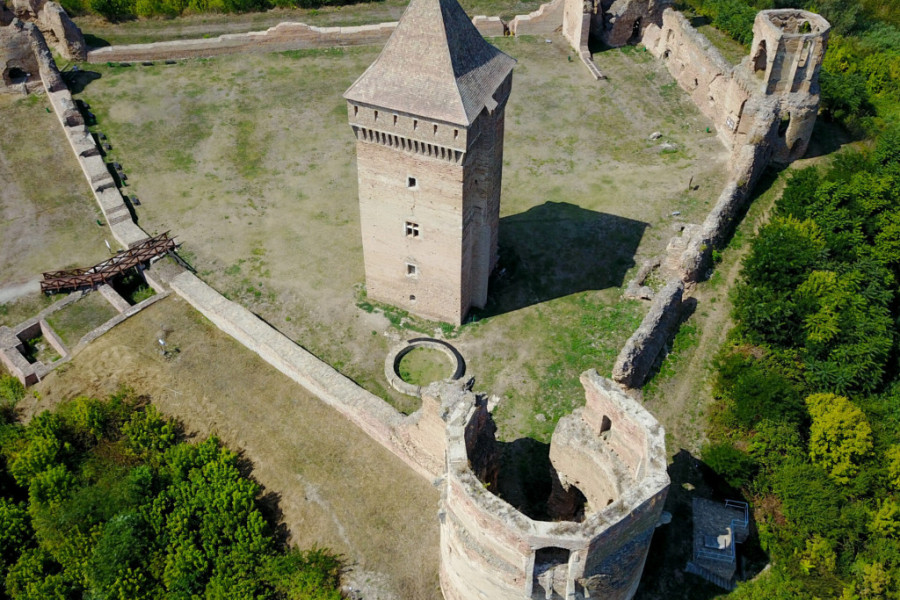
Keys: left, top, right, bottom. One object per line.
{"left": 405, "top": 221, "right": 420, "bottom": 237}
{"left": 407, "top": 176, "right": 417, "bottom": 188}
{"left": 433, "top": 124, "right": 438, "bottom": 135}
{"left": 353, "top": 105, "right": 358, "bottom": 116}
{"left": 406, "top": 263, "right": 418, "bottom": 277}
{"left": 374, "top": 110, "right": 379, "bottom": 121}
{"left": 454, "top": 129, "right": 459, "bottom": 139}
{"left": 413, "top": 119, "right": 418, "bottom": 130}
{"left": 393, "top": 114, "right": 398, "bottom": 125}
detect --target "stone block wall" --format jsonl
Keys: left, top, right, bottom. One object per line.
{"left": 87, "top": 21, "right": 398, "bottom": 63}
{"left": 612, "top": 279, "right": 683, "bottom": 388}
{"left": 509, "top": 0, "right": 565, "bottom": 35}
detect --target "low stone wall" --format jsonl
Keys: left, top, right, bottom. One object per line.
{"left": 32, "top": 27, "right": 146, "bottom": 247}
{"left": 87, "top": 21, "right": 398, "bottom": 63}
{"left": 168, "top": 270, "right": 449, "bottom": 480}
{"left": 84, "top": 0, "right": 567, "bottom": 63}
{"left": 509, "top": 0, "right": 564, "bottom": 35}
{"left": 612, "top": 279, "right": 684, "bottom": 388}
{"left": 71, "top": 290, "right": 168, "bottom": 351}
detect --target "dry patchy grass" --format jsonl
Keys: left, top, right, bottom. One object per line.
{"left": 0, "top": 94, "right": 108, "bottom": 285}
{"left": 31, "top": 296, "right": 440, "bottom": 599}
{"left": 72, "top": 34, "right": 728, "bottom": 440}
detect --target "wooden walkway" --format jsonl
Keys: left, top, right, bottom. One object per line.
{"left": 40, "top": 232, "right": 176, "bottom": 293}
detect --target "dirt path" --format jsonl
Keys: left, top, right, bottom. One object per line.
{"left": 0, "top": 279, "right": 41, "bottom": 304}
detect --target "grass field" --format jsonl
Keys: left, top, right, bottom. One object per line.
{"left": 29, "top": 296, "right": 441, "bottom": 599}
{"left": 45, "top": 291, "right": 119, "bottom": 346}
{"left": 0, "top": 94, "right": 109, "bottom": 286}
{"left": 70, "top": 32, "right": 728, "bottom": 440}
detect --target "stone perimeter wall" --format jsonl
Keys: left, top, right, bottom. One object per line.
{"left": 608, "top": 6, "right": 829, "bottom": 389}
{"left": 86, "top": 0, "right": 566, "bottom": 64}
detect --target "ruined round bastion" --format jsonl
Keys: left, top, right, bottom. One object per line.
{"left": 437, "top": 371, "right": 669, "bottom": 600}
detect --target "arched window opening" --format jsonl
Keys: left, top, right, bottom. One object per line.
{"left": 753, "top": 41, "right": 767, "bottom": 73}
{"left": 778, "top": 112, "right": 791, "bottom": 137}
{"left": 629, "top": 17, "right": 642, "bottom": 43}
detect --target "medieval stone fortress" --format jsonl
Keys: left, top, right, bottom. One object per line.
{"left": 0, "top": 0, "right": 829, "bottom": 597}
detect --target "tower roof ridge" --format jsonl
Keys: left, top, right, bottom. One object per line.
{"left": 343, "top": 0, "right": 516, "bottom": 126}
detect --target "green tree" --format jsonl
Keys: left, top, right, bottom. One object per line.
{"left": 807, "top": 393, "right": 874, "bottom": 484}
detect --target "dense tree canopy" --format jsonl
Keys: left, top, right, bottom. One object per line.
{"left": 706, "top": 130, "right": 900, "bottom": 597}
{"left": 0, "top": 380, "right": 341, "bottom": 600}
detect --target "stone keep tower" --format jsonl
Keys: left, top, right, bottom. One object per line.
{"left": 344, "top": 0, "right": 515, "bottom": 325}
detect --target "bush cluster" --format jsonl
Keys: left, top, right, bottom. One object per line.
{"left": 705, "top": 130, "right": 900, "bottom": 596}
{"left": 0, "top": 382, "right": 341, "bottom": 600}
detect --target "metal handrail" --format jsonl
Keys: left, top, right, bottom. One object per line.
{"left": 695, "top": 500, "right": 750, "bottom": 564}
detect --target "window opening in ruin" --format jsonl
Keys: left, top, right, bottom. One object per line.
{"left": 405, "top": 221, "right": 419, "bottom": 237}
{"left": 663, "top": 49, "right": 671, "bottom": 59}
{"left": 753, "top": 41, "right": 767, "bottom": 73}
{"left": 629, "top": 17, "right": 642, "bottom": 43}
{"left": 533, "top": 547, "right": 570, "bottom": 600}
{"left": 393, "top": 114, "right": 398, "bottom": 125}
{"left": 413, "top": 119, "right": 418, "bottom": 130}
{"left": 353, "top": 105, "right": 358, "bottom": 117}
{"left": 406, "top": 263, "right": 418, "bottom": 277}
{"left": 778, "top": 112, "right": 791, "bottom": 137}
{"left": 454, "top": 129, "right": 459, "bottom": 139}
{"left": 600, "top": 415, "right": 612, "bottom": 435}
{"left": 374, "top": 110, "right": 378, "bottom": 121}
{"left": 407, "top": 176, "right": 417, "bottom": 188}
{"left": 799, "top": 39, "right": 811, "bottom": 67}
{"left": 693, "top": 78, "right": 699, "bottom": 89}
{"left": 409, "top": 295, "right": 416, "bottom": 301}
{"left": 433, "top": 124, "right": 438, "bottom": 135}
{"left": 800, "top": 20, "right": 811, "bottom": 33}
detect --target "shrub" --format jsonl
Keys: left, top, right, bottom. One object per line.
{"left": 703, "top": 442, "right": 759, "bottom": 489}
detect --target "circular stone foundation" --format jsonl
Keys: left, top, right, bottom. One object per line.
{"left": 385, "top": 338, "right": 466, "bottom": 397}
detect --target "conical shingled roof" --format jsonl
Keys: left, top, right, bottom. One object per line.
{"left": 343, "top": 0, "right": 516, "bottom": 126}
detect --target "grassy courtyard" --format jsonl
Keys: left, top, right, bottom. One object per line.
{"left": 71, "top": 32, "right": 728, "bottom": 439}
{"left": 0, "top": 94, "right": 109, "bottom": 288}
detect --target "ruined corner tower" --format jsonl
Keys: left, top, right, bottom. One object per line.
{"left": 746, "top": 9, "right": 830, "bottom": 162}
{"left": 344, "top": 0, "right": 515, "bottom": 325}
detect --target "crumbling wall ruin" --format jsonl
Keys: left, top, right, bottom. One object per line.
{"left": 0, "top": 18, "right": 40, "bottom": 93}
{"left": 602, "top": 7, "right": 829, "bottom": 386}
{"left": 439, "top": 371, "right": 669, "bottom": 600}
{"left": 612, "top": 279, "right": 683, "bottom": 388}
{"left": 3, "top": 0, "right": 84, "bottom": 59}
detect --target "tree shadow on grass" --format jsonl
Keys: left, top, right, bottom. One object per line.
{"left": 83, "top": 34, "right": 111, "bottom": 49}
{"left": 476, "top": 201, "right": 647, "bottom": 318}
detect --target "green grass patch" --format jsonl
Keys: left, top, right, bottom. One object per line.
{"left": 46, "top": 293, "right": 119, "bottom": 347}
{"left": 398, "top": 347, "right": 453, "bottom": 386}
